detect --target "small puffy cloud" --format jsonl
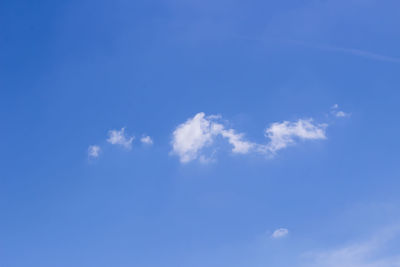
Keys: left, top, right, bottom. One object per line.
{"left": 331, "top": 104, "right": 350, "bottom": 118}
{"left": 272, "top": 228, "right": 289, "bottom": 239}
{"left": 265, "top": 119, "right": 327, "bottom": 153}
{"left": 107, "top": 128, "right": 134, "bottom": 149}
{"left": 171, "top": 113, "right": 222, "bottom": 163}
{"left": 335, "top": 111, "right": 349, "bottom": 117}
{"left": 171, "top": 112, "right": 254, "bottom": 163}
{"left": 141, "top": 135, "right": 153, "bottom": 145}
{"left": 88, "top": 145, "right": 101, "bottom": 158}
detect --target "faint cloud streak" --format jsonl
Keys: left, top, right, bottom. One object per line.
{"left": 291, "top": 40, "right": 400, "bottom": 64}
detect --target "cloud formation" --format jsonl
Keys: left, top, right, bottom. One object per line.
{"left": 331, "top": 104, "right": 350, "bottom": 118}
{"left": 107, "top": 128, "right": 134, "bottom": 149}
{"left": 220, "top": 128, "right": 255, "bottom": 154}
{"left": 88, "top": 145, "right": 101, "bottom": 158}
{"left": 303, "top": 227, "right": 400, "bottom": 267}
{"left": 272, "top": 228, "right": 289, "bottom": 239}
{"left": 264, "top": 119, "right": 327, "bottom": 154}
{"left": 141, "top": 135, "right": 153, "bottom": 145}
{"left": 171, "top": 112, "right": 328, "bottom": 163}
{"left": 171, "top": 113, "right": 255, "bottom": 163}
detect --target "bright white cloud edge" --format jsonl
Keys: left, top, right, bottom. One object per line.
{"left": 264, "top": 119, "right": 327, "bottom": 154}
{"left": 107, "top": 128, "right": 134, "bottom": 149}
{"left": 141, "top": 135, "right": 153, "bottom": 145}
{"left": 272, "top": 228, "right": 289, "bottom": 239}
{"left": 171, "top": 113, "right": 255, "bottom": 163}
{"left": 171, "top": 112, "right": 327, "bottom": 163}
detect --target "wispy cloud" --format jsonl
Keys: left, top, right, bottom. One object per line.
{"left": 271, "top": 228, "right": 289, "bottom": 239}
{"left": 302, "top": 226, "right": 400, "bottom": 267}
{"left": 220, "top": 128, "right": 255, "bottom": 154}
{"left": 263, "top": 119, "right": 327, "bottom": 154}
{"left": 292, "top": 40, "right": 400, "bottom": 64}
{"left": 88, "top": 145, "right": 101, "bottom": 158}
{"left": 141, "top": 135, "right": 153, "bottom": 145}
{"left": 107, "top": 128, "right": 134, "bottom": 149}
{"left": 331, "top": 104, "right": 350, "bottom": 118}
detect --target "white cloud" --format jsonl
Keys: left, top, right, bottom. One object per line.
{"left": 171, "top": 113, "right": 218, "bottom": 163}
{"left": 265, "top": 119, "right": 327, "bottom": 154}
{"left": 171, "top": 112, "right": 254, "bottom": 163}
{"left": 88, "top": 145, "right": 101, "bottom": 158}
{"left": 335, "top": 111, "right": 349, "bottom": 117}
{"left": 141, "top": 135, "right": 153, "bottom": 145}
{"left": 171, "top": 113, "right": 329, "bottom": 163}
{"left": 220, "top": 128, "right": 255, "bottom": 154}
{"left": 303, "top": 227, "right": 400, "bottom": 267}
{"left": 107, "top": 128, "right": 134, "bottom": 149}
{"left": 272, "top": 228, "right": 289, "bottom": 239}
{"left": 331, "top": 104, "right": 350, "bottom": 118}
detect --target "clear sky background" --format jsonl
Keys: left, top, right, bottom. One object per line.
{"left": 1, "top": 0, "right": 400, "bottom": 266}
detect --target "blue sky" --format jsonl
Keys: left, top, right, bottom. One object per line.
{"left": 1, "top": 0, "right": 400, "bottom": 266}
